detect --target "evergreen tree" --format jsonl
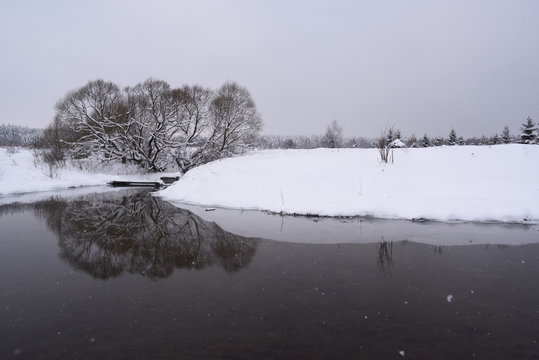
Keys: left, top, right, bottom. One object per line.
{"left": 501, "top": 126, "right": 511, "bottom": 144}
{"left": 448, "top": 128, "right": 457, "bottom": 145}
{"left": 406, "top": 134, "right": 418, "bottom": 147}
{"left": 519, "top": 116, "right": 537, "bottom": 144}
{"left": 385, "top": 128, "right": 394, "bottom": 144}
{"left": 480, "top": 135, "right": 489, "bottom": 145}
{"left": 433, "top": 136, "right": 444, "bottom": 146}
{"left": 421, "top": 134, "right": 430, "bottom": 147}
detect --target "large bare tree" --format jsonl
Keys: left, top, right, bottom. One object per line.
{"left": 174, "top": 82, "right": 263, "bottom": 173}
{"left": 208, "top": 81, "right": 263, "bottom": 156}
{"left": 55, "top": 79, "right": 133, "bottom": 160}
{"left": 53, "top": 79, "right": 263, "bottom": 173}
{"left": 170, "top": 85, "right": 214, "bottom": 172}
{"left": 125, "top": 78, "right": 179, "bottom": 171}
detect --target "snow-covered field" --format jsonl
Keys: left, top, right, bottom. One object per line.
{"left": 2, "top": 145, "right": 538, "bottom": 224}
{"left": 0, "top": 148, "right": 177, "bottom": 197}
{"left": 158, "top": 145, "right": 539, "bottom": 224}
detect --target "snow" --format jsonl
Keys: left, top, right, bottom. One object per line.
{"left": 0, "top": 186, "right": 127, "bottom": 206}
{"left": 2, "top": 145, "right": 538, "bottom": 227}
{"left": 390, "top": 139, "right": 406, "bottom": 148}
{"left": 157, "top": 145, "right": 539, "bottom": 224}
{"left": 0, "top": 148, "right": 177, "bottom": 197}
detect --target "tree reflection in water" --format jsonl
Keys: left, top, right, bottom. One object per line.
{"left": 377, "top": 239, "right": 394, "bottom": 276}
{"left": 2, "top": 190, "right": 258, "bottom": 279}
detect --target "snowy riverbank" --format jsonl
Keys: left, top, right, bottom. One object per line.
{"left": 0, "top": 148, "right": 177, "bottom": 197}
{"left": 158, "top": 145, "right": 539, "bottom": 224}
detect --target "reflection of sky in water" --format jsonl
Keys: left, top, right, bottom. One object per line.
{"left": 0, "top": 189, "right": 538, "bottom": 359}
{"left": 175, "top": 202, "right": 539, "bottom": 246}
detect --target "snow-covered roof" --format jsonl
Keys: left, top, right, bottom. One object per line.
{"left": 389, "top": 139, "right": 406, "bottom": 148}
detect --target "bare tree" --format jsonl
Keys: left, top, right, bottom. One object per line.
{"left": 52, "top": 79, "right": 263, "bottom": 173}
{"left": 124, "top": 78, "right": 179, "bottom": 171}
{"left": 171, "top": 85, "right": 213, "bottom": 143}
{"left": 320, "top": 120, "right": 344, "bottom": 148}
{"left": 202, "top": 81, "right": 262, "bottom": 162}
{"left": 170, "top": 85, "right": 214, "bottom": 172}
{"left": 55, "top": 79, "right": 132, "bottom": 161}
{"left": 33, "top": 116, "right": 68, "bottom": 178}
{"left": 377, "top": 127, "right": 394, "bottom": 163}
{"left": 0, "top": 124, "right": 42, "bottom": 147}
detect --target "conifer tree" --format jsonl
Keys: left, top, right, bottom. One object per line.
{"left": 385, "top": 128, "right": 394, "bottom": 144}
{"left": 448, "top": 128, "right": 457, "bottom": 145}
{"left": 501, "top": 126, "right": 511, "bottom": 144}
{"left": 519, "top": 117, "right": 537, "bottom": 144}
{"left": 421, "top": 134, "right": 430, "bottom": 147}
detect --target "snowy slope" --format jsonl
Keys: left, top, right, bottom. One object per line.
{"left": 157, "top": 145, "right": 539, "bottom": 223}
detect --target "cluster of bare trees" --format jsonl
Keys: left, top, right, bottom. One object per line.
{"left": 0, "top": 124, "right": 42, "bottom": 147}
{"left": 48, "top": 79, "right": 263, "bottom": 172}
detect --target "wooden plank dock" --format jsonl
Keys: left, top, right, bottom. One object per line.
{"left": 160, "top": 176, "right": 180, "bottom": 184}
{"left": 108, "top": 181, "right": 162, "bottom": 188}
{"left": 107, "top": 176, "right": 179, "bottom": 188}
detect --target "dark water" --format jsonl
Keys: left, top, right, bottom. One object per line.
{"left": 0, "top": 190, "right": 538, "bottom": 359}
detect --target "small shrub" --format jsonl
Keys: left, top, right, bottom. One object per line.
{"left": 377, "top": 128, "right": 394, "bottom": 163}
{"left": 33, "top": 148, "right": 65, "bottom": 178}
{"left": 6, "top": 146, "right": 19, "bottom": 154}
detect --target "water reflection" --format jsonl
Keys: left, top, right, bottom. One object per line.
{"left": 432, "top": 245, "right": 443, "bottom": 256}
{"left": 2, "top": 192, "right": 539, "bottom": 359}
{"left": 377, "top": 240, "right": 394, "bottom": 276}
{"left": 0, "top": 190, "right": 258, "bottom": 279}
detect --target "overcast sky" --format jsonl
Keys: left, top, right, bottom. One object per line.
{"left": 1, "top": 0, "right": 537, "bottom": 137}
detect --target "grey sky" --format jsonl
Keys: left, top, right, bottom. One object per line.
{"left": 1, "top": 0, "right": 538, "bottom": 137}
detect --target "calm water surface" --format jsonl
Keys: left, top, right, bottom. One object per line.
{"left": 0, "top": 189, "right": 538, "bottom": 359}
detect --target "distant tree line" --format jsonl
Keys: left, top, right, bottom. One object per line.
{"left": 259, "top": 117, "right": 538, "bottom": 150}
{"left": 2, "top": 99, "right": 537, "bottom": 172}
{"left": 43, "top": 78, "right": 263, "bottom": 172}
{"left": 415, "top": 118, "right": 537, "bottom": 147}
{"left": 0, "top": 124, "right": 42, "bottom": 147}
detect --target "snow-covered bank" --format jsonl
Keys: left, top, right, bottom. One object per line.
{"left": 158, "top": 145, "right": 539, "bottom": 224}
{"left": 0, "top": 148, "right": 177, "bottom": 197}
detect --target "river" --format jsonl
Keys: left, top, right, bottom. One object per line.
{"left": 0, "top": 188, "right": 538, "bottom": 359}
